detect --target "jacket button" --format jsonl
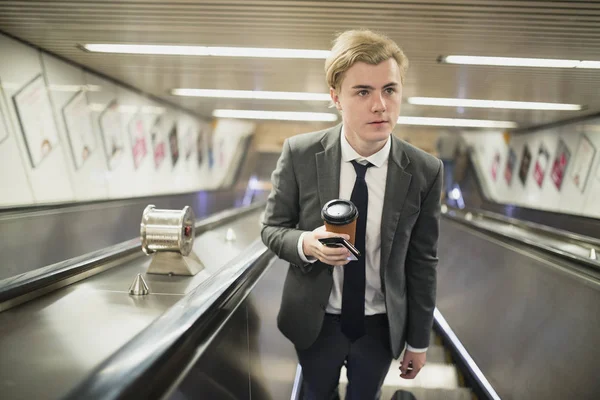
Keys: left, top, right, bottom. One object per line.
{"left": 320, "top": 303, "right": 326, "bottom": 310}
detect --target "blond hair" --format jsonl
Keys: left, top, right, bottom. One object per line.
{"left": 325, "top": 29, "right": 409, "bottom": 92}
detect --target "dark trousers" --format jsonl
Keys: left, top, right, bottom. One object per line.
{"left": 296, "top": 313, "right": 393, "bottom": 400}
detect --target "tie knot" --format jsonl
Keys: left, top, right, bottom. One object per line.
{"left": 351, "top": 160, "right": 373, "bottom": 179}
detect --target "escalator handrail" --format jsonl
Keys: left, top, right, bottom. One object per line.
{"left": 463, "top": 206, "right": 600, "bottom": 247}
{"left": 443, "top": 206, "right": 600, "bottom": 270}
{"left": 433, "top": 308, "right": 501, "bottom": 400}
{"left": 63, "top": 238, "right": 274, "bottom": 400}
{"left": 0, "top": 202, "right": 266, "bottom": 310}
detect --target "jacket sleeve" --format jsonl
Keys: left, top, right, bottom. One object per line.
{"left": 405, "top": 159, "right": 443, "bottom": 348}
{"left": 261, "top": 138, "right": 314, "bottom": 272}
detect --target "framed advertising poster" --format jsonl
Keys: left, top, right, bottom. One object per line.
{"left": 570, "top": 135, "right": 596, "bottom": 192}
{"left": 518, "top": 144, "right": 532, "bottom": 185}
{"left": 12, "top": 74, "right": 60, "bottom": 168}
{"left": 184, "top": 126, "right": 195, "bottom": 162}
{"left": 62, "top": 90, "right": 96, "bottom": 169}
{"left": 533, "top": 143, "right": 550, "bottom": 188}
{"left": 504, "top": 147, "right": 516, "bottom": 186}
{"left": 0, "top": 80, "right": 10, "bottom": 145}
{"left": 128, "top": 113, "right": 147, "bottom": 169}
{"left": 196, "top": 127, "right": 205, "bottom": 166}
{"left": 98, "top": 100, "right": 124, "bottom": 170}
{"left": 169, "top": 124, "right": 179, "bottom": 167}
{"left": 150, "top": 116, "right": 166, "bottom": 169}
{"left": 490, "top": 151, "right": 501, "bottom": 181}
{"left": 550, "top": 139, "right": 570, "bottom": 191}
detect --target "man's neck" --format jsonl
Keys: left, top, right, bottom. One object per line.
{"left": 344, "top": 133, "right": 389, "bottom": 158}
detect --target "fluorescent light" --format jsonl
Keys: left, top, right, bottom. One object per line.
{"left": 407, "top": 97, "right": 582, "bottom": 111}
{"left": 48, "top": 84, "right": 102, "bottom": 92}
{"left": 212, "top": 109, "right": 338, "bottom": 122}
{"left": 83, "top": 44, "right": 330, "bottom": 59}
{"left": 88, "top": 103, "right": 163, "bottom": 114}
{"left": 440, "top": 55, "right": 600, "bottom": 69}
{"left": 172, "top": 88, "right": 330, "bottom": 101}
{"left": 397, "top": 116, "right": 517, "bottom": 128}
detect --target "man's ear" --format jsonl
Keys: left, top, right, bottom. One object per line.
{"left": 330, "top": 87, "right": 341, "bottom": 111}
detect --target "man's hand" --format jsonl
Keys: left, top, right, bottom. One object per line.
{"left": 302, "top": 226, "right": 352, "bottom": 266}
{"left": 399, "top": 350, "right": 426, "bottom": 379}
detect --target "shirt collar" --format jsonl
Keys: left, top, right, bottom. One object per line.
{"left": 340, "top": 125, "right": 391, "bottom": 168}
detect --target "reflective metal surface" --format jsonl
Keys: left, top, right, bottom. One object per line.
{"left": 446, "top": 208, "right": 600, "bottom": 270}
{"left": 141, "top": 205, "right": 195, "bottom": 256}
{"left": 0, "top": 189, "right": 247, "bottom": 281}
{"left": 129, "top": 273, "right": 149, "bottom": 296}
{"left": 169, "top": 258, "right": 299, "bottom": 400}
{"left": 0, "top": 209, "right": 264, "bottom": 400}
{"left": 436, "top": 219, "right": 600, "bottom": 399}
{"left": 0, "top": 202, "right": 265, "bottom": 311}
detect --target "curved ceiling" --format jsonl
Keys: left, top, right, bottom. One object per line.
{"left": 1, "top": 0, "right": 600, "bottom": 131}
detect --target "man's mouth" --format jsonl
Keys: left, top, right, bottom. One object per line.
{"left": 369, "top": 120, "right": 388, "bottom": 125}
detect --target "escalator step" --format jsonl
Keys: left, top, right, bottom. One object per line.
{"left": 388, "top": 388, "right": 472, "bottom": 400}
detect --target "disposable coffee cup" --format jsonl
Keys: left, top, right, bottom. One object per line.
{"left": 321, "top": 199, "right": 358, "bottom": 245}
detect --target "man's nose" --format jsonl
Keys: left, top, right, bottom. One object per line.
{"left": 371, "top": 94, "right": 386, "bottom": 113}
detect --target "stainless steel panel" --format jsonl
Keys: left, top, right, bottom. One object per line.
{"left": 167, "top": 257, "right": 299, "bottom": 400}
{"left": 246, "top": 258, "right": 299, "bottom": 400}
{"left": 0, "top": 189, "right": 245, "bottom": 281}
{"left": 0, "top": 286, "right": 181, "bottom": 400}
{"left": 0, "top": 209, "right": 265, "bottom": 400}
{"left": 436, "top": 219, "right": 600, "bottom": 399}
{"left": 168, "top": 303, "right": 251, "bottom": 400}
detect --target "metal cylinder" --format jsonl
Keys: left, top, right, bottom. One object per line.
{"left": 140, "top": 205, "right": 196, "bottom": 256}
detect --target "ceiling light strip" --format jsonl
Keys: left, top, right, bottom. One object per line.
{"left": 84, "top": 44, "right": 330, "bottom": 59}
{"left": 407, "top": 97, "right": 582, "bottom": 111}
{"left": 212, "top": 109, "right": 338, "bottom": 122}
{"left": 172, "top": 89, "right": 330, "bottom": 101}
{"left": 440, "top": 55, "right": 600, "bottom": 69}
{"left": 397, "top": 116, "right": 517, "bottom": 128}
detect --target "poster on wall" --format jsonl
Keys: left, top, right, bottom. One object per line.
{"left": 98, "top": 100, "right": 124, "bottom": 170}
{"left": 12, "top": 74, "right": 60, "bottom": 168}
{"left": 62, "top": 90, "right": 96, "bottom": 169}
{"left": 150, "top": 116, "right": 166, "bottom": 169}
{"left": 550, "top": 139, "right": 571, "bottom": 191}
{"left": 128, "top": 113, "right": 148, "bottom": 169}
{"left": 570, "top": 135, "right": 596, "bottom": 192}
{"left": 490, "top": 151, "right": 501, "bottom": 181}
{"left": 533, "top": 143, "right": 550, "bottom": 187}
{"left": 504, "top": 147, "right": 516, "bottom": 186}
{"left": 184, "top": 126, "right": 195, "bottom": 162}
{"left": 169, "top": 124, "right": 179, "bottom": 167}
{"left": 196, "top": 127, "right": 205, "bottom": 166}
{"left": 0, "top": 82, "right": 10, "bottom": 145}
{"left": 518, "top": 144, "right": 532, "bottom": 185}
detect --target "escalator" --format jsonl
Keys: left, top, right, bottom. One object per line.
{"left": 1, "top": 199, "right": 598, "bottom": 399}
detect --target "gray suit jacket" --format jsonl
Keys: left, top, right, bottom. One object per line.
{"left": 261, "top": 124, "right": 442, "bottom": 358}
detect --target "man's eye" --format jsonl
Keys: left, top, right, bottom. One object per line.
{"left": 357, "top": 90, "right": 369, "bottom": 96}
{"left": 385, "top": 88, "right": 396, "bottom": 94}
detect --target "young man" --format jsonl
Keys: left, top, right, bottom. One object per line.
{"left": 261, "top": 29, "right": 442, "bottom": 399}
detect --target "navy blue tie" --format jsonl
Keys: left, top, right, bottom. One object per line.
{"left": 341, "top": 160, "right": 373, "bottom": 341}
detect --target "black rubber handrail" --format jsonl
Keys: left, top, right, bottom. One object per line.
{"left": 63, "top": 239, "right": 274, "bottom": 400}
{"left": 433, "top": 309, "right": 501, "bottom": 400}
{"left": 0, "top": 202, "right": 265, "bottom": 306}
{"left": 443, "top": 207, "right": 599, "bottom": 271}
{"left": 461, "top": 206, "right": 600, "bottom": 248}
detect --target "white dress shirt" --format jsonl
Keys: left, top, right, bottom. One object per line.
{"left": 297, "top": 127, "right": 427, "bottom": 353}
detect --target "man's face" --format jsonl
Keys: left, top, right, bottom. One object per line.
{"left": 331, "top": 58, "right": 403, "bottom": 148}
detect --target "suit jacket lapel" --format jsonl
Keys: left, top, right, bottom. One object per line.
{"left": 316, "top": 124, "right": 342, "bottom": 210}
{"left": 380, "top": 136, "right": 412, "bottom": 273}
